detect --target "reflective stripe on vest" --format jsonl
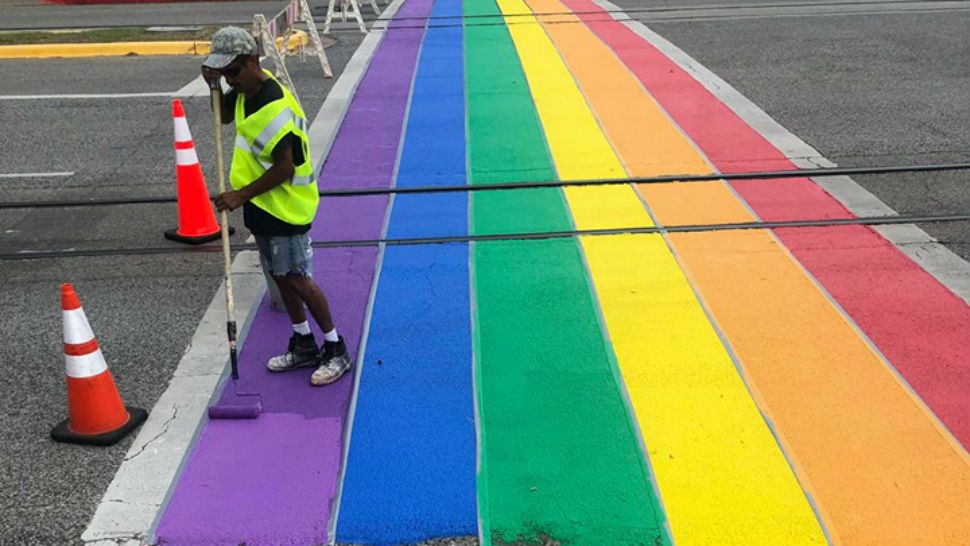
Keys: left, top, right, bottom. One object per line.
{"left": 252, "top": 107, "right": 294, "bottom": 157}
{"left": 291, "top": 173, "right": 313, "bottom": 186}
{"left": 236, "top": 110, "right": 309, "bottom": 160}
{"left": 234, "top": 135, "right": 273, "bottom": 170}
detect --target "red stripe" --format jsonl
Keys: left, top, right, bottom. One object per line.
{"left": 567, "top": 0, "right": 970, "bottom": 449}
{"left": 175, "top": 140, "right": 195, "bottom": 150}
{"left": 65, "top": 338, "right": 99, "bottom": 356}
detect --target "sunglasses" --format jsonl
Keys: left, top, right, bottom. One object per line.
{"left": 220, "top": 61, "right": 244, "bottom": 78}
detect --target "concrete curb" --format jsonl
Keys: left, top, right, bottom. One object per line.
{"left": 0, "top": 32, "right": 308, "bottom": 59}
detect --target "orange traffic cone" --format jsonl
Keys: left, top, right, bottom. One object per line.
{"left": 50, "top": 284, "right": 148, "bottom": 446}
{"left": 164, "top": 98, "right": 233, "bottom": 244}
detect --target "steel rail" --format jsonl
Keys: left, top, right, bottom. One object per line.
{"left": 4, "top": 0, "right": 959, "bottom": 31}
{"left": 1, "top": 162, "right": 967, "bottom": 210}
{"left": 3, "top": 212, "right": 968, "bottom": 261}
{"left": 347, "top": 6, "right": 970, "bottom": 32}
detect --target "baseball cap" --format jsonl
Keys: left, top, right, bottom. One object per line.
{"left": 202, "top": 26, "right": 258, "bottom": 70}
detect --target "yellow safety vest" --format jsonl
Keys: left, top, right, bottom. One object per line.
{"left": 229, "top": 71, "right": 318, "bottom": 226}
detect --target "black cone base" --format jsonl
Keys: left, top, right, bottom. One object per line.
{"left": 50, "top": 407, "right": 149, "bottom": 447}
{"left": 164, "top": 226, "right": 234, "bottom": 245}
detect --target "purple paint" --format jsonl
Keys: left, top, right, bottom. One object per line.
{"left": 154, "top": 414, "right": 342, "bottom": 545}
{"left": 154, "top": 1, "right": 432, "bottom": 543}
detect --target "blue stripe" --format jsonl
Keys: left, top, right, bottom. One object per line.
{"left": 335, "top": 0, "right": 476, "bottom": 542}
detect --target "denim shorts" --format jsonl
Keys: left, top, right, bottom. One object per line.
{"left": 254, "top": 233, "right": 313, "bottom": 277}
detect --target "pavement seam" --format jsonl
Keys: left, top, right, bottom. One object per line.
{"left": 591, "top": 0, "right": 970, "bottom": 307}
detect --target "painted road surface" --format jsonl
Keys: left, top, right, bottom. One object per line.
{"left": 335, "top": 0, "right": 477, "bottom": 541}
{"left": 154, "top": 0, "right": 429, "bottom": 542}
{"left": 506, "top": 0, "right": 826, "bottom": 543}
{"left": 150, "top": 0, "right": 970, "bottom": 544}
{"left": 468, "top": 0, "right": 669, "bottom": 543}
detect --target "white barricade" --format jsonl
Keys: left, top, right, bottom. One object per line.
{"left": 257, "top": 0, "right": 333, "bottom": 83}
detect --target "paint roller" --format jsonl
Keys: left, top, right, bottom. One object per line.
{"left": 205, "top": 80, "right": 262, "bottom": 420}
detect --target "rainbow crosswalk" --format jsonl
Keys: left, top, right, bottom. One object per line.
{"left": 154, "top": 0, "right": 970, "bottom": 544}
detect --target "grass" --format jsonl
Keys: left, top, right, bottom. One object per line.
{"left": 0, "top": 26, "right": 220, "bottom": 45}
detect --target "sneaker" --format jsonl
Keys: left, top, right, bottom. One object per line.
{"left": 311, "top": 336, "right": 352, "bottom": 386}
{"left": 267, "top": 333, "right": 320, "bottom": 372}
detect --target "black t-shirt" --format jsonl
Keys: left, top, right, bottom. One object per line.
{"left": 224, "top": 79, "right": 310, "bottom": 236}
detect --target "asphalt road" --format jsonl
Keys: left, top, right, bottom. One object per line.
{"left": 0, "top": 33, "right": 363, "bottom": 545}
{"left": 1, "top": 1, "right": 968, "bottom": 545}
{"left": 0, "top": 0, "right": 385, "bottom": 30}
{"left": 616, "top": 2, "right": 970, "bottom": 258}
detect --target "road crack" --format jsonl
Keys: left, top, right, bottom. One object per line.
{"left": 123, "top": 406, "right": 179, "bottom": 462}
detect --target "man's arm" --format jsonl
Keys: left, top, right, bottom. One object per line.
{"left": 215, "top": 139, "right": 295, "bottom": 212}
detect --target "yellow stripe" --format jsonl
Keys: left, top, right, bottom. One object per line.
{"left": 498, "top": 1, "right": 829, "bottom": 544}
{"left": 520, "top": 1, "right": 970, "bottom": 544}
{"left": 496, "top": 0, "right": 647, "bottom": 230}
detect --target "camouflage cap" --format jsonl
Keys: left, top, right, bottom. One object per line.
{"left": 202, "top": 26, "right": 258, "bottom": 70}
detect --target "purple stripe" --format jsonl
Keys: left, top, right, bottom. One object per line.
{"left": 154, "top": 2, "right": 431, "bottom": 543}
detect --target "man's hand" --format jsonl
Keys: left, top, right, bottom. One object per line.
{"left": 202, "top": 67, "right": 223, "bottom": 90}
{"left": 215, "top": 190, "right": 247, "bottom": 212}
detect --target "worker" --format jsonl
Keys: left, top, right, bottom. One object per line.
{"left": 201, "top": 26, "right": 351, "bottom": 386}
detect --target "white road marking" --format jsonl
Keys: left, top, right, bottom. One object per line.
{"left": 172, "top": 75, "right": 210, "bottom": 98}
{"left": 80, "top": 1, "right": 407, "bottom": 544}
{"left": 0, "top": 171, "right": 74, "bottom": 178}
{"left": 636, "top": 1, "right": 970, "bottom": 23}
{"left": 0, "top": 92, "right": 173, "bottom": 100}
{"left": 593, "top": 0, "right": 970, "bottom": 306}
{"left": 172, "top": 76, "right": 231, "bottom": 98}
{"left": 0, "top": 78, "right": 227, "bottom": 101}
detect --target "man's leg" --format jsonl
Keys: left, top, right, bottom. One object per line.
{"left": 282, "top": 275, "right": 352, "bottom": 386}
{"left": 261, "top": 234, "right": 321, "bottom": 372}
{"left": 283, "top": 275, "right": 335, "bottom": 334}
{"left": 275, "top": 233, "right": 339, "bottom": 343}
{"left": 274, "top": 274, "right": 308, "bottom": 324}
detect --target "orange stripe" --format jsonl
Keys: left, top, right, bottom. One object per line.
{"left": 667, "top": 229, "right": 970, "bottom": 544}
{"left": 518, "top": 1, "right": 826, "bottom": 543}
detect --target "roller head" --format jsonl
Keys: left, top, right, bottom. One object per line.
{"left": 207, "top": 402, "right": 262, "bottom": 419}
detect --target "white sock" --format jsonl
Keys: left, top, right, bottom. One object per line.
{"left": 323, "top": 328, "right": 339, "bottom": 343}
{"left": 293, "top": 321, "right": 311, "bottom": 336}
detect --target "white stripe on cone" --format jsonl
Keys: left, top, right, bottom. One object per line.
{"left": 63, "top": 308, "right": 95, "bottom": 345}
{"left": 174, "top": 115, "right": 193, "bottom": 143}
{"left": 66, "top": 349, "right": 109, "bottom": 379}
{"left": 176, "top": 147, "right": 199, "bottom": 166}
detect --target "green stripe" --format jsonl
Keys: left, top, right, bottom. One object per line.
{"left": 464, "top": 1, "right": 670, "bottom": 544}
